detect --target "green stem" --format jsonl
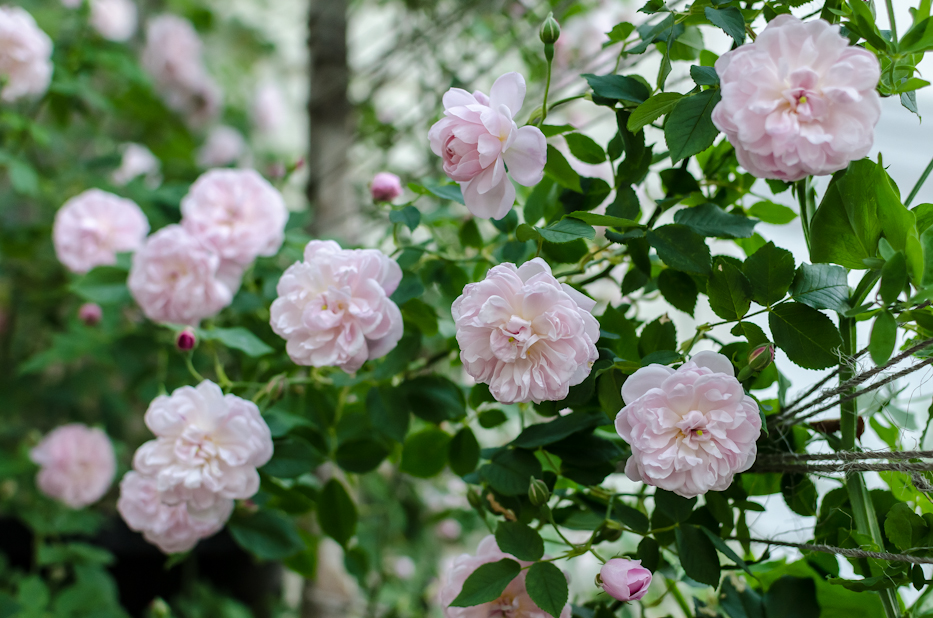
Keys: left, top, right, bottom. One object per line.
{"left": 796, "top": 177, "right": 812, "bottom": 252}
{"left": 885, "top": 0, "right": 898, "bottom": 42}
{"left": 184, "top": 353, "right": 204, "bottom": 383}
{"left": 820, "top": 0, "right": 842, "bottom": 24}
{"left": 907, "top": 154, "right": 933, "bottom": 206}
{"left": 666, "top": 578, "right": 693, "bottom": 618}
{"left": 539, "top": 57, "right": 553, "bottom": 126}
{"left": 838, "top": 316, "right": 901, "bottom": 618}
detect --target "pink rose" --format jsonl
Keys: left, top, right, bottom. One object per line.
{"left": 712, "top": 15, "right": 881, "bottom": 181}
{"left": 111, "top": 143, "right": 160, "bottom": 187}
{"left": 429, "top": 72, "right": 547, "bottom": 220}
{"left": 371, "top": 172, "right": 403, "bottom": 203}
{"left": 440, "top": 535, "right": 571, "bottom": 618}
{"left": 452, "top": 258, "right": 599, "bottom": 404}
{"left": 251, "top": 81, "right": 286, "bottom": 134}
{"left": 53, "top": 189, "right": 149, "bottom": 274}
{"left": 127, "top": 225, "right": 235, "bottom": 325}
{"left": 181, "top": 168, "right": 287, "bottom": 266}
{"left": 270, "top": 240, "right": 404, "bottom": 373}
{"left": 90, "top": 0, "right": 137, "bottom": 42}
{"left": 599, "top": 558, "right": 652, "bottom": 602}
{"left": 196, "top": 125, "right": 246, "bottom": 168}
{"left": 615, "top": 351, "right": 761, "bottom": 498}
{"left": 78, "top": 302, "right": 103, "bottom": 325}
{"left": 132, "top": 380, "right": 273, "bottom": 516}
{"left": 30, "top": 424, "right": 116, "bottom": 509}
{"left": 117, "top": 471, "right": 232, "bottom": 554}
{"left": 0, "top": 6, "right": 52, "bottom": 102}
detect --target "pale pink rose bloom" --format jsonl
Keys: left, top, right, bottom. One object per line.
{"left": 712, "top": 15, "right": 881, "bottom": 181}
{"left": 78, "top": 302, "right": 103, "bottom": 325}
{"left": 53, "top": 189, "right": 149, "bottom": 274}
{"left": 90, "top": 0, "right": 137, "bottom": 42}
{"left": 181, "top": 168, "right": 287, "bottom": 266}
{"left": 615, "top": 351, "right": 762, "bottom": 498}
{"left": 371, "top": 172, "right": 403, "bottom": 202}
{"left": 440, "top": 536, "right": 571, "bottom": 618}
{"left": 436, "top": 518, "right": 462, "bottom": 541}
{"left": 428, "top": 72, "right": 547, "bottom": 220}
{"left": 270, "top": 240, "right": 404, "bottom": 373}
{"left": 141, "top": 15, "right": 221, "bottom": 125}
{"left": 127, "top": 225, "right": 235, "bottom": 325}
{"left": 599, "top": 558, "right": 652, "bottom": 602}
{"left": 251, "top": 81, "right": 286, "bottom": 134}
{"left": 392, "top": 556, "right": 416, "bottom": 580}
{"left": 452, "top": 258, "right": 599, "bottom": 404}
{"left": 111, "top": 143, "right": 160, "bottom": 187}
{"left": 117, "top": 471, "right": 232, "bottom": 554}
{"left": 30, "top": 424, "right": 116, "bottom": 509}
{"left": 0, "top": 6, "right": 53, "bottom": 102}
{"left": 133, "top": 380, "right": 273, "bottom": 516}
{"left": 196, "top": 125, "right": 246, "bottom": 168}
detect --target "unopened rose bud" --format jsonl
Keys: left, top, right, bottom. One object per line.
{"left": 371, "top": 172, "right": 403, "bottom": 203}
{"left": 598, "top": 558, "right": 652, "bottom": 602}
{"left": 747, "top": 343, "right": 775, "bottom": 371}
{"left": 528, "top": 477, "right": 550, "bottom": 506}
{"left": 467, "top": 488, "right": 483, "bottom": 511}
{"left": 78, "top": 302, "right": 103, "bottom": 326}
{"left": 176, "top": 328, "right": 196, "bottom": 351}
{"left": 540, "top": 12, "right": 561, "bottom": 46}
{"left": 147, "top": 598, "right": 172, "bottom": 618}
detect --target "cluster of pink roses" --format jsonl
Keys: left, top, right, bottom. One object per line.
{"left": 117, "top": 380, "right": 273, "bottom": 553}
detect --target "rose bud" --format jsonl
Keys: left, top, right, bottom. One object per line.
{"left": 176, "top": 328, "right": 196, "bottom": 351}
{"left": 371, "top": 172, "right": 403, "bottom": 203}
{"left": 528, "top": 477, "right": 550, "bottom": 506}
{"left": 78, "top": 303, "right": 103, "bottom": 326}
{"left": 539, "top": 12, "right": 561, "bottom": 46}
{"left": 598, "top": 558, "right": 652, "bottom": 602}
{"left": 747, "top": 343, "right": 775, "bottom": 371}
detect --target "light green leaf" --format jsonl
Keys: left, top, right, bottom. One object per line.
{"left": 564, "top": 133, "right": 606, "bottom": 165}
{"left": 200, "top": 327, "right": 274, "bottom": 358}
{"left": 536, "top": 218, "right": 596, "bottom": 243}
{"left": 627, "top": 92, "right": 683, "bottom": 133}
{"left": 748, "top": 201, "right": 797, "bottom": 225}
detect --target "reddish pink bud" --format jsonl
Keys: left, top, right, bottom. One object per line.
{"left": 176, "top": 328, "right": 196, "bottom": 351}
{"left": 78, "top": 303, "right": 103, "bottom": 326}
{"left": 748, "top": 343, "right": 775, "bottom": 371}
{"left": 371, "top": 172, "right": 403, "bottom": 203}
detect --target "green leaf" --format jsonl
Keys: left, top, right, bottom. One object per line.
{"left": 336, "top": 437, "right": 391, "bottom": 474}
{"left": 658, "top": 269, "right": 698, "bottom": 315}
{"left": 789, "top": 263, "right": 849, "bottom": 312}
{"left": 544, "top": 145, "right": 582, "bottom": 192}
{"left": 748, "top": 201, "right": 797, "bottom": 225}
{"left": 655, "top": 489, "right": 697, "bottom": 523}
{"left": 479, "top": 449, "right": 543, "bottom": 496}
{"left": 564, "top": 133, "right": 606, "bottom": 165}
{"left": 401, "top": 298, "right": 438, "bottom": 336}
{"left": 879, "top": 252, "right": 907, "bottom": 305}
{"left": 525, "top": 562, "right": 568, "bottom": 618}
{"left": 708, "top": 258, "right": 752, "bottom": 321}
{"left": 676, "top": 525, "right": 721, "bottom": 587}
{"left": 869, "top": 311, "right": 897, "bottom": 366}
{"left": 810, "top": 159, "right": 915, "bottom": 270}
{"left": 427, "top": 184, "right": 465, "bottom": 204}
{"left": 495, "top": 522, "right": 545, "bottom": 562}
{"left": 674, "top": 203, "right": 758, "bottom": 239}
{"left": 664, "top": 89, "right": 721, "bottom": 163}
{"left": 389, "top": 206, "right": 421, "bottom": 231}
{"left": 743, "top": 241, "right": 795, "bottom": 306}
{"left": 897, "top": 16, "right": 933, "bottom": 54}
{"left": 317, "top": 479, "right": 357, "bottom": 546}
{"left": 781, "top": 473, "right": 817, "bottom": 517}
{"left": 700, "top": 527, "right": 752, "bottom": 576}
{"left": 764, "top": 577, "right": 819, "bottom": 618}
{"left": 450, "top": 559, "right": 521, "bottom": 608}
{"left": 403, "top": 375, "right": 466, "bottom": 424}
{"left": 537, "top": 218, "right": 596, "bottom": 243}
{"left": 540, "top": 124, "right": 576, "bottom": 137}
{"left": 262, "top": 437, "right": 325, "bottom": 478}
{"left": 512, "top": 410, "right": 607, "bottom": 448}
{"left": 647, "top": 224, "right": 711, "bottom": 275}
{"left": 566, "top": 212, "right": 641, "bottom": 229}
{"left": 200, "top": 327, "right": 274, "bottom": 358}
{"left": 449, "top": 427, "right": 480, "bottom": 476}
{"left": 704, "top": 6, "right": 745, "bottom": 45}
{"left": 391, "top": 271, "right": 425, "bottom": 305}
{"left": 401, "top": 428, "right": 452, "bottom": 478}
{"left": 70, "top": 266, "right": 131, "bottom": 305}
{"left": 7, "top": 158, "right": 38, "bottom": 196}
{"left": 367, "top": 386, "right": 409, "bottom": 442}
{"left": 884, "top": 503, "right": 928, "bottom": 551}
{"left": 689, "top": 65, "right": 720, "bottom": 86}
{"left": 478, "top": 408, "right": 507, "bottom": 428}
{"left": 627, "top": 92, "right": 683, "bottom": 133}
{"left": 582, "top": 73, "right": 650, "bottom": 105}
{"left": 460, "top": 218, "right": 483, "bottom": 248}
{"left": 228, "top": 509, "right": 305, "bottom": 561}
{"left": 769, "top": 303, "right": 843, "bottom": 370}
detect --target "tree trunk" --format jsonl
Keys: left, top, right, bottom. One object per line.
{"left": 306, "top": 0, "right": 356, "bottom": 239}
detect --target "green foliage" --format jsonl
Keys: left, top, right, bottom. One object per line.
{"left": 525, "top": 562, "right": 569, "bottom": 618}
{"left": 450, "top": 559, "right": 521, "bottom": 607}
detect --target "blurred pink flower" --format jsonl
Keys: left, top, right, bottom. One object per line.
{"left": 118, "top": 471, "right": 232, "bottom": 554}
{"left": 133, "top": 380, "right": 273, "bottom": 516}
{"left": 440, "top": 535, "right": 571, "bottom": 618}
{"left": 127, "top": 225, "right": 235, "bottom": 325}
{"left": 112, "top": 143, "right": 160, "bottom": 187}
{"left": 53, "top": 188, "right": 149, "bottom": 274}
{"left": 0, "top": 6, "right": 52, "bottom": 102}
{"left": 615, "top": 351, "right": 761, "bottom": 498}
{"left": 436, "top": 518, "right": 462, "bottom": 541}
{"left": 78, "top": 302, "right": 103, "bottom": 325}
{"left": 196, "top": 125, "right": 246, "bottom": 168}
{"left": 90, "top": 0, "right": 137, "bottom": 42}
{"left": 599, "top": 558, "right": 651, "bottom": 602}
{"left": 30, "top": 424, "right": 116, "bottom": 509}
{"left": 251, "top": 81, "right": 286, "bottom": 134}
{"left": 452, "top": 258, "right": 599, "bottom": 404}
{"left": 270, "top": 240, "right": 404, "bottom": 373}
{"left": 429, "top": 72, "right": 546, "bottom": 220}
{"left": 181, "top": 168, "right": 287, "bottom": 266}
{"left": 371, "top": 172, "right": 403, "bottom": 203}
{"left": 712, "top": 15, "right": 881, "bottom": 181}
{"left": 62, "top": 0, "right": 83, "bottom": 7}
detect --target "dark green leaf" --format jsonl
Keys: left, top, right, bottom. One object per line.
{"left": 638, "top": 315, "right": 677, "bottom": 357}
{"left": 367, "top": 386, "right": 409, "bottom": 442}
{"left": 336, "top": 437, "right": 391, "bottom": 474}
{"left": 391, "top": 271, "right": 425, "bottom": 305}
{"left": 460, "top": 219, "right": 483, "bottom": 248}
{"left": 676, "top": 525, "right": 721, "bottom": 587}
{"left": 884, "top": 503, "right": 928, "bottom": 551}
{"left": 700, "top": 527, "right": 752, "bottom": 576}
{"left": 655, "top": 490, "right": 697, "bottom": 523}
{"left": 647, "top": 224, "right": 711, "bottom": 275}
{"left": 869, "top": 311, "right": 897, "bottom": 366}
{"left": 764, "top": 577, "right": 819, "bottom": 618}
{"left": 665, "top": 89, "right": 722, "bottom": 163}
{"left": 879, "top": 252, "right": 907, "bottom": 305}
{"left": 769, "top": 303, "right": 843, "bottom": 370}
{"left": 658, "top": 269, "right": 698, "bottom": 315}
{"left": 403, "top": 375, "right": 466, "bottom": 424}
{"left": 70, "top": 266, "right": 131, "bottom": 305}
{"left": 228, "top": 510, "right": 305, "bottom": 561}
{"left": 401, "top": 298, "right": 438, "bottom": 336}
{"left": 480, "top": 449, "right": 543, "bottom": 496}
{"left": 704, "top": 7, "right": 745, "bottom": 45}
{"left": 200, "top": 327, "right": 273, "bottom": 358}
{"left": 262, "top": 437, "right": 325, "bottom": 478}
{"left": 689, "top": 65, "right": 720, "bottom": 86}
{"left": 401, "top": 428, "right": 452, "bottom": 478}
{"left": 789, "top": 263, "right": 849, "bottom": 312}
{"left": 565, "top": 133, "right": 606, "bottom": 165}
{"left": 389, "top": 206, "right": 421, "bottom": 231}
{"left": 743, "top": 241, "right": 795, "bottom": 306}
{"left": 627, "top": 92, "right": 683, "bottom": 133}
{"left": 449, "top": 427, "right": 480, "bottom": 476}
{"left": 512, "top": 410, "right": 607, "bottom": 448}
{"left": 544, "top": 145, "right": 582, "bottom": 192}
{"left": 781, "top": 473, "right": 817, "bottom": 517}
{"left": 537, "top": 218, "right": 596, "bottom": 243}
{"left": 479, "top": 409, "right": 507, "bottom": 428}
{"left": 525, "top": 562, "right": 569, "bottom": 618}
{"left": 317, "top": 479, "right": 357, "bottom": 546}
{"left": 450, "top": 559, "right": 521, "bottom": 607}
{"left": 495, "top": 522, "right": 545, "bottom": 562}
{"left": 674, "top": 203, "right": 757, "bottom": 239}
{"left": 427, "top": 184, "right": 465, "bottom": 204}
{"left": 582, "top": 74, "right": 650, "bottom": 105}
{"left": 708, "top": 258, "right": 752, "bottom": 321}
